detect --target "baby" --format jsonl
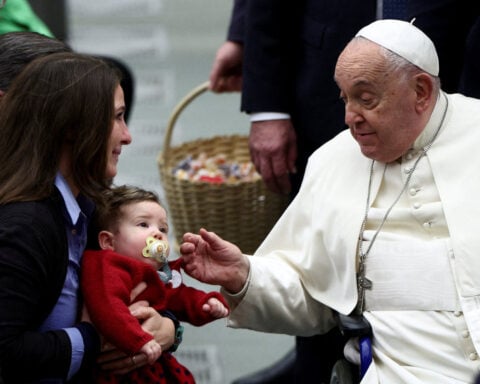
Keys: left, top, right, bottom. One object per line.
{"left": 81, "top": 185, "right": 229, "bottom": 383}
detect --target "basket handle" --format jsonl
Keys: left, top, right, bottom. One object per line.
{"left": 160, "top": 81, "right": 210, "bottom": 164}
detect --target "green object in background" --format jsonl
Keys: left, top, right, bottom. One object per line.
{"left": 0, "top": 0, "right": 53, "bottom": 37}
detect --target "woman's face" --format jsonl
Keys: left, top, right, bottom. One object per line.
{"left": 106, "top": 85, "right": 132, "bottom": 179}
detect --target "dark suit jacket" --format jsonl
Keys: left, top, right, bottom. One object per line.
{"left": 233, "top": 0, "right": 376, "bottom": 194}
{"left": 0, "top": 189, "right": 98, "bottom": 383}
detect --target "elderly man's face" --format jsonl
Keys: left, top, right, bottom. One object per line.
{"left": 334, "top": 40, "right": 425, "bottom": 163}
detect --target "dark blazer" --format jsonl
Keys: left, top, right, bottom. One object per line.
{"left": 239, "top": 0, "right": 377, "bottom": 194}
{"left": 0, "top": 189, "right": 97, "bottom": 383}
{"left": 0, "top": 190, "right": 70, "bottom": 381}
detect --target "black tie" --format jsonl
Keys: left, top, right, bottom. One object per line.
{"left": 383, "top": 0, "right": 407, "bottom": 20}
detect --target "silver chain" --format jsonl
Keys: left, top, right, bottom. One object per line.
{"left": 355, "top": 94, "right": 449, "bottom": 313}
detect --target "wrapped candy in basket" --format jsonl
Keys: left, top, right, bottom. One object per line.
{"left": 157, "top": 81, "right": 288, "bottom": 254}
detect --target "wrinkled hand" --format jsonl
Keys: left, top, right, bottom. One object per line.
{"left": 180, "top": 228, "right": 249, "bottom": 294}
{"left": 209, "top": 40, "right": 243, "bottom": 93}
{"left": 139, "top": 339, "right": 162, "bottom": 365}
{"left": 249, "top": 119, "right": 297, "bottom": 194}
{"left": 202, "top": 297, "right": 230, "bottom": 318}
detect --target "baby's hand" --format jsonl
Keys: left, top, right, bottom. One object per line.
{"left": 140, "top": 339, "right": 162, "bottom": 364}
{"left": 202, "top": 297, "right": 229, "bottom": 318}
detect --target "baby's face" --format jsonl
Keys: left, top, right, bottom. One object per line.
{"left": 113, "top": 201, "right": 169, "bottom": 269}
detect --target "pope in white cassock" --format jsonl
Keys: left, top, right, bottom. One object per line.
{"left": 180, "top": 19, "right": 480, "bottom": 384}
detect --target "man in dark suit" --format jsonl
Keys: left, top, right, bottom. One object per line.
{"left": 211, "top": 0, "right": 376, "bottom": 198}
{"left": 241, "top": 0, "right": 376, "bottom": 198}
{"left": 209, "top": 0, "right": 480, "bottom": 382}
{"left": 211, "top": 2, "right": 377, "bottom": 382}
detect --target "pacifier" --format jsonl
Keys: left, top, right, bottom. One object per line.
{"left": 142, "top": 236, "right": 169, "bottom": 264}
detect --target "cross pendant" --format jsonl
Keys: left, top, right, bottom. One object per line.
{"left": 356, "top": 256, "right": 373, "bottom": 313}
{"left": 356, "top": 274, "right": 373, "bottom": 314}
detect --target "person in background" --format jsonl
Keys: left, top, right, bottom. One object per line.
{"left": 0, "top": 51, "right": 173, "bottom": 383}
{"left": 211, "top": 0, "right": 376, "bottom": 197}
{"left": 0, "top": 0, "right": 52, "bottom": 36}
{"left": 82, "top": 185, "right": 229, "bottom": 383}
{"left": 0, "top": 0, "right": 136, "bottom": 122}
{"left": 185, "top": 19, "right": 480, "bottom": 384}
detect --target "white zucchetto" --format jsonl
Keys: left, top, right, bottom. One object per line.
{"left": 355, "top": 19, "right": 439, "bottom": 76}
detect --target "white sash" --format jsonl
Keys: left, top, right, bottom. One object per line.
{"left": 363, "top": 237, "right": 459, "bottom": 311}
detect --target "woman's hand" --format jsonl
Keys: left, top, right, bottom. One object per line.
{"left": 97, "top": 342, "right": 144, "bottom": 375}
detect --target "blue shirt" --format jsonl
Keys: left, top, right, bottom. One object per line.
{"left": 37, "top": 174, "right": 95, "bottom": 382}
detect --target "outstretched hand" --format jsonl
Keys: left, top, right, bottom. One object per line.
{"left": 180, "top": 228, "right": 249, "bottom": 294}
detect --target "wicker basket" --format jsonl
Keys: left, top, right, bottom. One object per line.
{"left": 157, "top": 81, "right": 289, "bottom": 254}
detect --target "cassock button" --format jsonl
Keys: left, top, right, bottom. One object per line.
{"left": 454, "top": 311, "right": 463, "bottom": 317}
{"left": 462, "top": 330, "right": 470, "bottom": 339}
{"left": 413, "top": 202, "right": 421, "bottom": 209}
{"left": 469, "top": 352, "right": 478, "bottom": 361}
{"left": 409, "top": 188, "right": 417, "bottom": 196}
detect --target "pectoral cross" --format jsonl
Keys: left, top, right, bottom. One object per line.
{"left": 356, "top": 253, "right": 372, "bottom": 314}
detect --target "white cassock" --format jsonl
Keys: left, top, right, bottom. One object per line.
{"left": 224, "top": 92, "right": 480, "bottom": 383}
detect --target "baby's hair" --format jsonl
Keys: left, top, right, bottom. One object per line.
{"left": 95, "top": 185, "right": 166, "bottom": 232}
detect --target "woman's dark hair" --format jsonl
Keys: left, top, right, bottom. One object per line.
{"left": 0, "top": 51, "right": 122, "bottom": 204}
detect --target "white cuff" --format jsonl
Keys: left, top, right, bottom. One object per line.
{"left": 250, "top": 112, "right": 291, "bottom": 122}
{"left": 220, "top": 257, "right": 252, "bottom": 309}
